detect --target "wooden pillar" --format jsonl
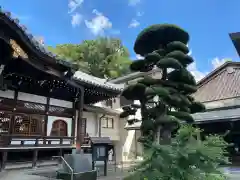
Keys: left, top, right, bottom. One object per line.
{"left": 1, "top": 151, "right": 7, "bottom": 171}
{"left": 32, "top": 150, "right": 38, "bottom": 168}
{"left": 71, "top": 99, "right": 77, "bottom": 144}
{"left": 104, "top": 160, "right": 107, "bottom": 176}
{"left": 134, "top": 130, "right": 137, "bottom": 159}
{"left": 76, "top": 86, "right": 84, "bottom": 144}
{"left": 9, "top": 90, "right": 18, "bottom": 135}
{"left": 44, "top": 97, "right": 50, "bottom": 137}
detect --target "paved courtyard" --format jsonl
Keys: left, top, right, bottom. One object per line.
{"left": 0, "top": 166, "right": 127, "bottom": 180}
{"left": 0, "top": 166, "right": 240, "bottom": 180}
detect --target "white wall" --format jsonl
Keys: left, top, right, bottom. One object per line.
{"left": 100, "top": 115, "right": 120, "bottom": 141}
{"left": 0, "top": 90, "right": 14, "bottom": 99}
{"left": 18, "top": 92, "right": 47, "bottom": 104}
{"left": 50, "top": 98, "right": 73, "bottom": 108}
{"left": 83, "top": 111, "right": 98, "bottom": 137}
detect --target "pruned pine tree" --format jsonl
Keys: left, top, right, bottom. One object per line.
{"left": 120, "top": 24, "right": 205, "bottom": 144}
{"left": 120, "top": 24, "right": 228, "bottom": 180}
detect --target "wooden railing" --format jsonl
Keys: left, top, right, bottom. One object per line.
{"left": 0, "top": 134, "right": 75, "bottom": 148}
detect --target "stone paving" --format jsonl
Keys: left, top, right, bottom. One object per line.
{"left": 0, "top": 167, "right": 240, "bottom": 180}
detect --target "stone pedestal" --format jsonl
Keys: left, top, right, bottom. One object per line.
{"left": 57, "top": 154, "right": 97, "bottom": 180}
{"left": 62, "top": 154, "right": 92, "bottom": 173}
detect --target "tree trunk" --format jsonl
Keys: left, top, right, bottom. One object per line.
{"left": 160, "top": 126, "right": 172, "bottom": 144}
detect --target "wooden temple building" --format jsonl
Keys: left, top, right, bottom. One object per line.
{"left": 0, "top": 9, "right": 123, "bottom": 170}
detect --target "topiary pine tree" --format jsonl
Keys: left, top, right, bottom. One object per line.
{"left": 120, "top": 24, "right": 206, "bottom": 145}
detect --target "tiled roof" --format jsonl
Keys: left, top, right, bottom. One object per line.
{"left": 90, "top": 137, "right": 112, "bottom": 144}
{"left": 0, "top": 8, "right": 77, "bottom": 71}
{"left": 125, "top": 107, "right": 240, "bottom": 130}
{"left": 0, "top": 7, "right": 125, "bottom": 92}
{"left": 192, "top": 108, "right": 240, "bottom": 123}
{"left": 84, "top": 104, "right": 121, "bottom": 116}
{"left": 193, "top": 62, "right": 240, "bottom": 102}
{"left": 74, "top": 71, "right": 124, "bottom": 91}
{"left": 108, "top": 67, "right": 161, "bottom": 84}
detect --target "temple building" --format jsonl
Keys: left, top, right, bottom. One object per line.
{"left": 0, "top": 9, "right": 124, "bottom": 170}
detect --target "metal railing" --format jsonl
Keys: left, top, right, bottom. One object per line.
{"left": 52, "top": 156, "right": 73, "bottom": 180}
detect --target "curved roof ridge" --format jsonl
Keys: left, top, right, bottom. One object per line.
{"left": 74, "top": 71, "right": 124, "bottom": 91}
{"left": 0, "top": 7, "right": 77, "bottom": 71}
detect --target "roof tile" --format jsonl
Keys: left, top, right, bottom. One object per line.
{"left": 193, "top": 64, "right": 240, "bottom": 102}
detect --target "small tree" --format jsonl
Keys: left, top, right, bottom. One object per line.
{"left": 120, "top": 24, "right": 228, "bottom": 179}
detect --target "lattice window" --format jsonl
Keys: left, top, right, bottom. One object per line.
{"left": 13, "top": 114, "right": 44, "bottom": 135}
{"left": 49, "top": 106, "right": 65, "bottom": 114}
{"left": 16, "top": 101, "right": 46, "bottom": 114}
{"left": 0, "top": 111, "right": 11, "bottom": 134}
{"left": 101, "top": 117, "right": 114, "bottom": 129}
{"left": 48, "top": 105, "right": 73, "bottom": 117}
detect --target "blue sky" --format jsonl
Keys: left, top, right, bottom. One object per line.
{"left": 1, "top": 0, "right": 240, "bottom": 80}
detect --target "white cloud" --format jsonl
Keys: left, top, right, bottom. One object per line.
{"left": 136, "top": 54, "right": 144, "bottom": 59}
{"left": 68, "top": 0, "right": 84, "bottom": 13}
{"left": 188, "top": 62, "right": 208, "bottom": 82}
{"left": 211, "top": 57, "right": 229, "bottom": 69}
{"left": 188, "top": 49, "right": 192, "bottom": 56}
{"left": 129, "top": 19, "right": 140, "bottom": 28}
{"left": 129, "top": 0, "right": 141, "bottom": 6}
{"left": 71, "top": 13, "right": 82, "bottom": 27}
{"left": 188, "top": 57, "right": 231, "bottom": 82}
{"left": 85, "top": 9, "right": 112, "bottom": 35}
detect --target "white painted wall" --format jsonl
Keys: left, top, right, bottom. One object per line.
{"left": 100, "top": 115, "right": 120, "bottom": 141}
{"left": 0, "top": 90, "right": 14, "bottom": 99}
{"left": 50, "top": 98, "right": 73, "bottom": 108}
{"left": 18, "top": 92, "right": 47, "bottom": 104}
{"left": 83, "top": 111, "right": 97, "bottom": 137}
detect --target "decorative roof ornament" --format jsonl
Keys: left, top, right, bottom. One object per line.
{"left": 10, "top": 39, "right": 28, "bottom": 58}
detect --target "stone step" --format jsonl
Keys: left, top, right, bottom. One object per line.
{"left": 4, "top": 160, "right": 59, "bottom": 171}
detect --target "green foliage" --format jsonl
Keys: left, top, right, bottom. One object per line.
{"left": 166, "top": 41, "right": 189, "bottom": 54}
{"left": 48, "top": 37, "right": 132, "bottom": 78}
{"left": 134, "top": 24, "right": 189, "bottom": 56}
{"left": 157, "top": 57, "right": 183, "bottom": 69}
{"left": 121, "top": 24, "right": 201, "bottom": 140}
{"left": 124, "top": 125, "right": 229, "bottom": 180}
{"left": 120, "top": 23, "right": 229, "bottom": 180}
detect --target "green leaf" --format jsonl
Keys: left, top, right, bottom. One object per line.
{"left": 122, "top": 83, "right": 147, "bottom": 100}
{"left": 166, "top": 41, "right": 189, "bottom": 54}
{"left": 138, "top": 76, "right": 160, "bottom": 86}
{"left": 166, "top": 50, "right": 193, "bottom": 66}
{"left": 168, "top": 111, "right": 194, "bottom": 123}
{"left": 145, "top": 86, "right": 170, "bottom": 97}
{"left": 134, "top": 24, "right": 189, "bottom": 56}
{"left": 167, "top": 69, "right": 197, "bottom": 86}
{"left": 190, "top": 101, "right": 206, "bottom": 114}
{"left": 157, "top": 57, "right": 183, "bottom": 69}
{"left": 130, "top": 59, "right": 146, "bottom": 71}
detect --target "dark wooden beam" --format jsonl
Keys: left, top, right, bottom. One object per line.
{"left": 9, "top": 89, "right": 18, "bottom": 134}
{"left": 76, "top": 86, "right": 84, "bottom": 144}
{"left": 44, "top": 97, "right": 50, "bottom": 137}
{"left": 71, "top": 98, "right": 77, "bottom": 144}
